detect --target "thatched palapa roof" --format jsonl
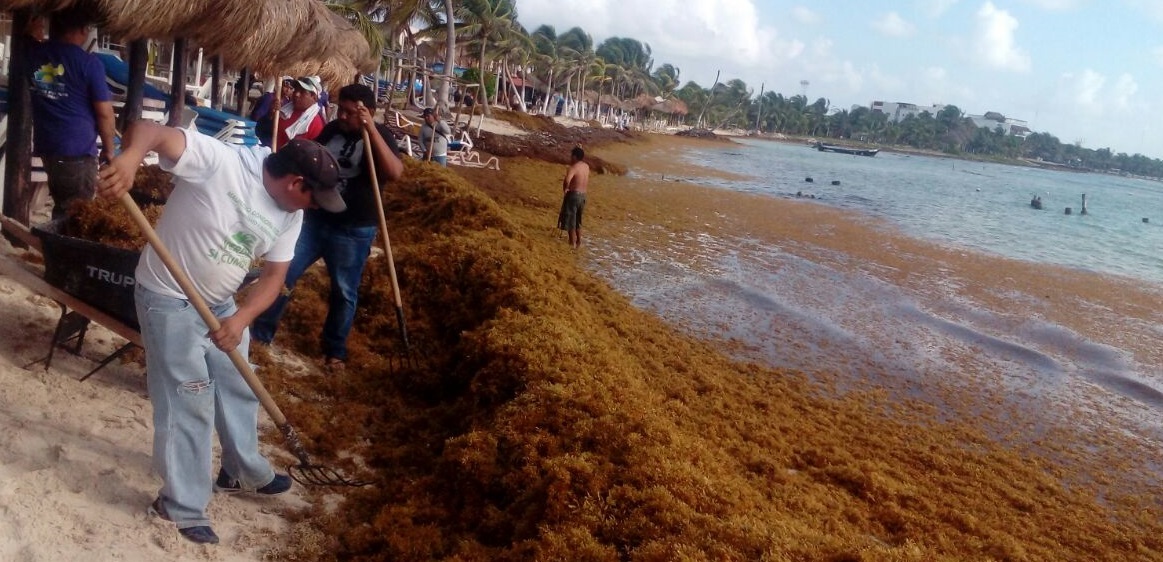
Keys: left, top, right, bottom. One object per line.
{"left": 1, "top": 0, "right": 375, "bottom": 85}
{"left": 651, "top": 98, "right": 689, "bottom": 115}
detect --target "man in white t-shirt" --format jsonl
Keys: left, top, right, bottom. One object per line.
{"left": 97, "top": 122, "right": 344, "bottom": 545}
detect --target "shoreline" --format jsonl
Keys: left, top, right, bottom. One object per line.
{"left": 587, "top": 134, "right": 1163, "bottom": 483}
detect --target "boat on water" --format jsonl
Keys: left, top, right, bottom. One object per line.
{"left": 816, "top": 142, "right": 879, "bottom": 157}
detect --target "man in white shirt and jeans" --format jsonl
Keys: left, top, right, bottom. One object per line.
{"left": 97, "top": 122, "right": 345, "bottom": 545}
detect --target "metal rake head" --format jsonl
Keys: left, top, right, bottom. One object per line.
{"left": 288, "top": 463, "right": 376, "bottom": 488}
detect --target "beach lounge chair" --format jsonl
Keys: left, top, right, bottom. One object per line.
{"left": 94, "top": 52, "right": 170, "bottom": 124}
{"left": 189, "top": 106, "right": 260, "bottom": 146}
{"left": 445, "top": 129, "right": 499, "bottom": 170}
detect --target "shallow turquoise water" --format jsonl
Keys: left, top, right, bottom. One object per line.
{"left": 668, "top": 138, "right": 1163, "bottom": 284}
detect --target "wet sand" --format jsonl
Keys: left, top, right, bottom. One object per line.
{"left": 587, "top": 134, "right": 1163, "bottom": 491}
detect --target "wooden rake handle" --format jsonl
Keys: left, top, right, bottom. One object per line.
{"left": 360, "top": 126, "right": 410, "bottom": 349}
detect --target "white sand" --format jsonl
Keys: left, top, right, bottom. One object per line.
{"left": 0, "top": 235, "right": 306, "bottom": 560}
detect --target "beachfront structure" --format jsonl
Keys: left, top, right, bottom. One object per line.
{"left": 870, "top": 100, "right": 1031, "bottom": 138}
{"left": 967, "top": 111, "right": 1032, "bottom": 138}
{"left": 870, "top": 100, "right": 947, "bottom": 123}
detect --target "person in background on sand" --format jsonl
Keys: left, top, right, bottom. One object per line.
{"left": 253, "top": 76, "right": 295, "bottom": 147}
{"left": 419, "top": 107, "right": 451, "bottom": 166}
{"left": 252, "top": 84, "right": 404, "bottom": 372}
{"left": 557, "top": 146, "right": 589, "bottom": 249}
{"left": 96, "top": 119, "right": 346, "bottom": 545}
{"left": 26, "top": 6, "right": 116, "bottom": 220}
{"left": 275, "top": 75, "right": 325, "bottom": 148}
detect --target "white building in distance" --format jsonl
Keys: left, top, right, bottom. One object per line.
{"left": 869, "top": 101, "right": 1030, "bottom": 137}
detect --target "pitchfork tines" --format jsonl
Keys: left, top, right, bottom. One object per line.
{"left": 280, "top": 423, "right": 375, "bottom": 488}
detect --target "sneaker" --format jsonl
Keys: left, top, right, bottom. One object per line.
{"left": 179, "top": 526, "right": 220, "bottom": 545}
{"left": 214, "top": 468, "right": 293, "bottom": 495}
{"left": 148, "top": 497, "right": 219, "bottom": 545}
{"left": 324, "top": 357, "right": 346, "bottom": 373}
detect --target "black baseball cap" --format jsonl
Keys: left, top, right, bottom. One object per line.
{"left": 267, "top": 139, "right": 345, "bottom": 212}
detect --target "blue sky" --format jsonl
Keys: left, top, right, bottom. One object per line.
{"left": 517, "top": 0, "right": 1163, "bottom": 159}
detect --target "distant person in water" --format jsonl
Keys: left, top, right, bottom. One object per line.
{"left": 557, "top": 146, "right": 589, "bottom": 249}
{"left": 1031, "top": 195, "right": 1043, "bottom": 209}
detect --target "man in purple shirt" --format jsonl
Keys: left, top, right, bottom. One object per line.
{"left": 27, "top": 7, "right": 116, "bottom": 219}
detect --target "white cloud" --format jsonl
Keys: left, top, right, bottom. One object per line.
{"left": 919, "top": 0, "right": 959, "bottom": 18}
{"left": 1052, "top": 69, "right": 1138, "bottom": 116}
{"left": 871, "top": 12, "right": 916, "bottom": 37}
{"left": 1127, "top": 0, "right": 1163, "bottom": 23}
{"left": 1111, "top": 73, "right": 1138, "bottom": 109}
{"left": 519, "top": 0, "right": 795, "bottom": 66}
{"left": 1022, "top": 0, "right": 1083, "bottom": 9}
{"left": 973, "top": 2, "right": 1031, "bottom": 72}
{"left": 791, "top": 6, "right": 821, "bottom": 25}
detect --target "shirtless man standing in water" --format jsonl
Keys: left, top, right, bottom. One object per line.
{"left": 558, "top": 146, "right": 590, "bottom": 248}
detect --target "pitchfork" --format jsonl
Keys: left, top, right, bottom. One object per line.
{"left": 117, "top": 192, "right": 373, "bottom": 488}
{"left": 362, "top": 120, "right": 412, "bottom": 351}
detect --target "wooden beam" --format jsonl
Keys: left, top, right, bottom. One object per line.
{"left": 119, "top": 39, "right": 148, "bottom": 131}
{"left": 210, "top": 55, "right": 222, "bottom": 111}
{"left": 0, "top": 215, "right": 41, "bottom": 253}
{"left": 166, "top": 38, "right": 188, "bottom": 128}
{"left": 3, "top": 9, "right": 35, "bottom": 233}
{"left": 236, "top": 67, "right": 251, "bottom": 117}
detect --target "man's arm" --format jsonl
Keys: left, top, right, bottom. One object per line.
{"left": 210, "top": 260, "right": 290, "bottom": 352}
{"left": 93, "top": 100, "right": 117, "bottom": 163}
{"left": 96, "top": 121, "right": 187, "bottom": 199}
{"left": 356, "top": 103, "right": 403, "bottom": 181}
{"left": 563, "top": 165, "right": 576, "bottom": 192}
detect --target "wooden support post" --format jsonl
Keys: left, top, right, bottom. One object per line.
{"left": 237, "top": 67, "right": 251, "bottom": 117}
{"left": 166, "top": 39, "right": 188, "bottom": 127}
{"left": 4, "top": 9, "right": 35, "bottom": 233}
{"left": 119, "top": 39, "right": 148, "bottom": 131}
{"left": 210, "top": 55, "right": 222, "bottom": 110}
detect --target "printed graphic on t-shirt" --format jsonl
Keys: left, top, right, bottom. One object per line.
{"left": 327, "top": 135, "right": 365, "bottom": 195}
{"left": 205, "top": 192, "right": 281, "bottom": 272}
{"left": 32, "top": 63, "right": 68, "bottom": 100}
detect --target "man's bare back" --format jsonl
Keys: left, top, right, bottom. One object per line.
{"left": 564, "top": 159, "right": 590, "bottom": 193}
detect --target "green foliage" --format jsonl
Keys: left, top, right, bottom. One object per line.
{"left": 462, "top": 68, "right": 497, "bottom": 100}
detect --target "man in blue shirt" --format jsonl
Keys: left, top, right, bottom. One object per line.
{"left": 27, "top": 6, "right": 116, "bottom": 219}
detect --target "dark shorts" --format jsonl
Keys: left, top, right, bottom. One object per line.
{"left": 42, "top": 155, "right": 97, "bottom": 219}
{"left": 557, "top": 191, "right": 587, "bottom": 230}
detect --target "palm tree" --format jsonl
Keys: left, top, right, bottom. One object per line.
{"left": 652, "top": 63, "right": 680, "bottom": 98}
{"left": 325, "top": 1, "right": 389, "bottom": 62}
{"left": 490, "top": 24, "right": 534, "bottom": 112}
{"left": 456, "top": 0, "right": 518, "bottom": 117}
{"left": 557, "top": 27, "right": 594, "bottom": 118}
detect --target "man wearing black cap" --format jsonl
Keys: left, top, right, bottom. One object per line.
{"left": 97, "top": 121, "right": 344, "bottom": 545}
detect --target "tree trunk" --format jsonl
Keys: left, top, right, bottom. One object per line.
{"left": 121, "top": 39, "right": 149, "bottom": 131}
{"left": 438, "top": 0, "right": 455, "bottom": 115}
{"left": 166, "top": 38, "right": 188, "bottom": 127}
{"left": 502, "top": 62, "right": 525, "bottom": 112}
{"left": 542, "top": 71, "right": 554, "bottom": 114}
{"left": 236, "top": 67, "right": 251, "bottom": 116}
{"left": 478, "top": 40, "right": 492, "bottom": 117}
{"left": 209, "top": 54, "right": 222, "bottom": 111}
{"left": 3, "top": 9, "right": 34, "bottom": 232}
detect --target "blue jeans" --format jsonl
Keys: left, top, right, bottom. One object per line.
{"left": 251, "top": 219, "right": 376, "bottom": 361}
{"left": 432, "top": 155, "right": 447, "bottom": 166}
{"left": 135, "top": 284, "right": 275, "bottom": 529}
